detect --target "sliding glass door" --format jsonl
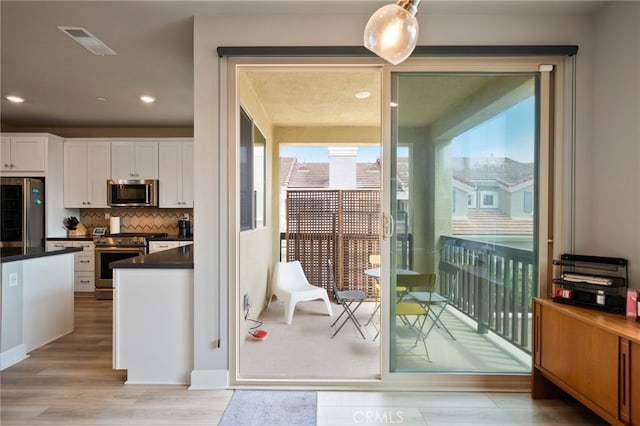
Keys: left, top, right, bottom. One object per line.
{"left": 388, "top": 71, "right": 540, "bottom": 373}
{"left": 228, "top": 55, "right": 563, "bottom": 387}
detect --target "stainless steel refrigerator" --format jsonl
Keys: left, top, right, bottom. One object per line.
{"left": 0, "top": 177, "right": 45, "bottom": 248}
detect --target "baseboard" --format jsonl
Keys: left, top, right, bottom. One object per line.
{"left": 1, "top": 344, "right": 28, "bottom": 371}
{"left": 189, "top": 369, "right": 229, "bottom": 389}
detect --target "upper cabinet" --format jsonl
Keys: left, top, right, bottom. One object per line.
{"left": 60, "top": 137, "right": 193, "bottom": 209}
{"left": 1, "top": 135, "right": 47, "bottom": 173}
{"left": 158, "top": 140, "right": 193, "bottom": 208}
{"left": 111, "top": 140, "right": 158, "bottom": 180}
{"left": 1, "top": 133, "right": 70, "bottom": 238}
{"left": 64, "top": 140, "right": 111, "bottom": 208}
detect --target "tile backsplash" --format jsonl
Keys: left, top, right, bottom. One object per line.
{"left": 80, "top": 208, "right": 193, "bottom": 236}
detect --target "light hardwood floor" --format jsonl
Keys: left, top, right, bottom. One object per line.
{"left": 1, "top": 295, "right": 606, "bottom": 425}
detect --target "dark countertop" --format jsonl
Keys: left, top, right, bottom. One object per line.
{"left": 46, "top": 236, "right": 94, "bottom": 241}
{"left": 150, "top": 235, "right": 193, "bottom": 242}
{"left": 110, "top": 244, "right": 193, "bottom": 269}
{"left": 1, "top": 246, "right": 83, "bottom": 263}
{"left": 47, "top": 235, "right": 194, "bottom": 242}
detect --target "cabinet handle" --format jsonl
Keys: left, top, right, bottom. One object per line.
{"left": 3, "top": 164, "right": 8, "bottom": 168}
{"left": 80, "top": 280, "right": 90, "bottom": 284}
{"left": 10, "top": 164, "right": 15, "bottom": 168}
{"left": 86, "top": 201, "right": 91, "bottom": 205}
{"left": 80, "top": 260, "right": 90, "bottom": 263}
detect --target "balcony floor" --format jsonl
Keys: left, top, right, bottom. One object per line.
{"left": 239, "top": 300, "right": 531, "bottom": 379}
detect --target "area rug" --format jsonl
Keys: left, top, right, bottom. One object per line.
{"left": 219, "top": 390, "right": 317, "bottom": 426}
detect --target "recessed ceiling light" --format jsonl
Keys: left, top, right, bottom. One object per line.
{"left": 355, "top": 91, "right": 371, "bottom": 99}
{"left": 140, "top": 95, "right": 156, "bottom": 103}
{"left": 96, "top": 96, "right": 107, "bottom": 102}
{"left": 390, "top": 101, "right": 399, "bottom": 107}
{"left": 5, "top": 95, "right": 25, "bottom": 103}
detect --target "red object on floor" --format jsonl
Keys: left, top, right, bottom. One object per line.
{"left": 250, "top": 329, "right": 267, "bottom": 340}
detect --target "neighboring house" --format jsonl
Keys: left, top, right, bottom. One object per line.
{"left": 451, "top": 157, "right": 534, "bottom": 241}
{"left": 279, "top": 154, "right": 534, "bottom": 239}
{"left": 453, "top": 157, "right": 534, "bottom": 217}
{"left": 279, "top": 156, "right": 381, "bottom": 189}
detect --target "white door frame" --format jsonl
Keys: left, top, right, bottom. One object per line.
{"left": 225, "top": 55, "right": 567, "bottom": 391}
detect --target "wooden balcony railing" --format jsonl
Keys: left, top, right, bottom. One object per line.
{"left": 439, "top": 235, "right": 536, "bottom": 353}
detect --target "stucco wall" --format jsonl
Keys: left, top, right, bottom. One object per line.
{"left": 238, "top": 72, "right": 276, "bottom": 340}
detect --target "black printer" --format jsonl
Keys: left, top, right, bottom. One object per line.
{"left": 552, "top": 253, "right": 628, "bottom": 313}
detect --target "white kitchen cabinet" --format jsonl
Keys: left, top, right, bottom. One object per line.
{"left": 111, "top": 140, "right": 158, "bottom": 180}
{"left": 113, "top": 267, "right": 193, "bottom": 384}
{"left": 21, "top": 253, "right": 75, "bottom": 353}
{"left": 46, "top": 240, "right": 95, "bottom": 292}
{"left": 158, "top": 140, "right": 193, "bottom": 207}
{"left": 0, "top": 135, "right": 46, "bottom": 173}
{"left": 63, "top": 140, "right": 111, "bottom": 208}
{"left": 1, "top": 133, "right": 72, "bottom": 239}
{"left": 148, "top": 240, "right": 192, "bottom": 253}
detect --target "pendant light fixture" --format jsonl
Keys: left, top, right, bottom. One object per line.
{"left": 363, "top": 0, "right": 421, "bottom": 65}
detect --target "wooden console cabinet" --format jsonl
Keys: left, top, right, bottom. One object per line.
{"left": 533, "top": 298, "right": 640, "bottom": 425}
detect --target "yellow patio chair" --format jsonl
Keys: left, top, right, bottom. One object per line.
{"left": 365, "top": 254, "right": 382, "bottom": 336}
{"left": 394, "top": 274, "right": 435, "bottom": 361}
{"left": 396, "top": 299, "right": 431, "bottom": 361}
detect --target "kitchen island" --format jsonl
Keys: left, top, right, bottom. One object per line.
{"left": 111, "top": 244, "right": 193, "bottom": 384}
{"left": 1, "top": 246, "right": 81, "bottom": 370}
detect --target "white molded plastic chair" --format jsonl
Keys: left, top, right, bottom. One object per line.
{"left": 273, "top": 260, "right": 333, "bottom": 325}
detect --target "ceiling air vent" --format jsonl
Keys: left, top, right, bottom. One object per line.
{"left": 58, "top": 26, "right": 117, "bottom": 56}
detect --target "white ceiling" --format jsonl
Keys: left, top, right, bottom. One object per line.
{"left": 0, "top": 1, "right": 607, "bottom": 130}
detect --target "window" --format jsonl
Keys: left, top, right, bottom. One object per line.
{"left": 480, "top": 190, "right": 498, "bottom": 208}
{"left": 523, "top": 190, "right": 533, "bottom": 214}
{"left": 467, "top": 192, "right": 476, "bottom": 208}
{"left": 240, "top": 107, "right": 266, "bottom": 231}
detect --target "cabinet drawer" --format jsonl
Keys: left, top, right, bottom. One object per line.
{"left": 73, "top": 241, "right": 95, "bottom": 251}
{"left": 74, "top": 253, "right": 94, "bottom": 271}
{"left": 74, "top": 272, "right": 94, "bottom": 292}
{"left": 148, "top": 241, "right": 180, "bottom": 253}
{"left": 46, "top": 241, "right": 73, "bottom": 250}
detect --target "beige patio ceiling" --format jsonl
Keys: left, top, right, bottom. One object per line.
{"left": 242, "top": 70, "right": 498, "bottom": 129}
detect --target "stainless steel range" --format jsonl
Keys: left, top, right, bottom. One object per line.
{"left": 94, "top": 232, "right": 167, "bottom": 300}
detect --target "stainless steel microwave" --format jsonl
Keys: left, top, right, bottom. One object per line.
{"left": 107, "top": 179, "right": 158, "bottom": 207}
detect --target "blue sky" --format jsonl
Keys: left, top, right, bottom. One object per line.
{"left": 452, "top": 96, "right": 535, "bottom": 163}
{"left": 280, "top": 96, "right": 535, "bottom": 164}
{"left": 280, "top": 146, "right": 381, "bottom": 163}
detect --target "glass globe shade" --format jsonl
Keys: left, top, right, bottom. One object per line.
{"left": 363, "top": 3, "right": 419, "bottom": 65}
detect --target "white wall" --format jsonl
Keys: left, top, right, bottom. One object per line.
{"left": 590, "top": 1, "right": 640, "bottom": 289}
{"left": 193, "top": 9, "right": 596, "bottom": 387}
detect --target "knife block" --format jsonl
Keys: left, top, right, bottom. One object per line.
{"left": 67, "top": 223, "right": 88, "bottom": 236}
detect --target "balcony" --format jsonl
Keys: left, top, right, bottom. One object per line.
{"left": 275, "top": 227, "right": 533, "bottom": 375}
